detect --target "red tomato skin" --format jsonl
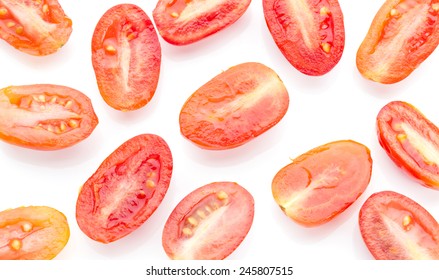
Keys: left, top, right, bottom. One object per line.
{"left": 357, "top": 0, "right": 439, "bottom": 84}
{"left": 377, "top": 101, "right": 439, "bottom": 189}
{"left": 162, "top": 182, "right": 254, "bottom": 260}
{"left": 0, "top": 206, "right": 70, "bottom": 260}
{"left": 76, "top": 134, "right": 173, "bottom": 243}
{"left": 153, "top": 0, "right": 251, "bottom": 45}
{"left": 0, "top": 84, "right": 98, "bottom": 150}
{"left": 359, "top": 191, "right": 439, "bottom": 260}
{"left": 0, "top": 0, "right": 72, "bottom": 56}
{"left": 263, "top": 0, "right": 345, "bottom": 76}
{"left": 179, "top": 62, "right": 289, "bottom": 150}
{"left": 272, "top": 140, "right": 372, "bottom": 227}
{"left": 92, "top": 4, "right": 161, "bottom": 111}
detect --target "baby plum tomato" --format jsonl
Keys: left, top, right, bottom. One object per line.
{"left": 0, "top": 84, "right": 98, "bottom": 150}
{"left": 92, "top": 4, "right": 161, "bottom": 111}
{"left": 357, "top": 0, "right": 439, "bottom": 84}
{"left": 179, "top": 62, "right": 289, "bottom": 150}
{"left": 0, "top": 0, "right": 72, "bottom": 56}
{"left": 0, "top": 206, "right": 70, "bottom": 260}
{"left": 76, "top": 134, "right": 173, "bottom": 243}
{"left": 377, "top": 101, "right": 439, "bottom": 189}
{"left": 153, "top": 0, "right": 252, "bottom": 45}
{"left": 162, "top": 182, "right": 254, "bottom": 260}
{"left": 359, "top": 191, "right": 439, "bottom": 260}
{"left": 272, "top": 140, "right": 372, "bottom": 227}
{"left": 263, "top": 0, "right": 345, "bottom": 76}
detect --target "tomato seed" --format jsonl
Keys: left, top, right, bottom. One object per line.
{"left": 6, "top": 21, "right": 15, "bottom": 28}
{"left": 171, "top": 12, "right": 179, "bottom": 18}
{"left": 320, "top": 6, "right": 330, "bottom": 16}
{"left": 21, "top": 222, "right": 33, "bottom": 232}
{"left": 196, "top": 210, "right": 206, "bottom": 219}
{"left": 216, "top": 191, "right": 228, "bottom": 200}
{"left": 187, "top": 217, "right": 198, "bottom": 226}
{"left": 182, "top": 227, "right": 192, "bottom": 236}
{"left": 9, "top": 239, "right": 22, "bottom": 251}
{"left": 322, "top": 42, "right": 331, "bottom": 53}
{"left": 0, "top": 7, "right": 8, "bottom": 16}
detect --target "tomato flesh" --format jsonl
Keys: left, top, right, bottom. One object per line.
{"left": 153, "top": 0, "right": 251, "bottom": 45}
{"left": 359, "top": 191, "right": 439, "bottom": 260}
{"left": 76, "top": 134, "right": 173, "bottom": 243}
{"left": 357, "top": 0, "right": 439, "bottom": 84}
{"left": 92, "top": 4, "right": 161, "bottom": 111}
{"left": 272, "top": 140, "right": 372, "bottom": 226}
{"left": 0, "top": 0, "right": 72, "bottom": 55}
{"left": 162, "top": 182, "right": 254, "bottom": 260}
{"left": 0, "top": 84, "right": 98, "bottom": 150}
{"left": 179, "top": 62, "right": 289, "bottom": 150}
{"left": 263, "top": 0, "right": 345, "bottom": 76}
{"left": 377, "top": 101, "right": 439, "bottom": 189}
{"left": 0, "top": 206, "right": 70, "bottom": 260}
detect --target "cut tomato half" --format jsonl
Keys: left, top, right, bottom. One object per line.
{"left": 153, "top": 0, "right": 252, "bottom": 45}
{"left": 162, "top": 182, "right": 254, "bottom": 260}
{"left": 0, "top": 0, "right": 72, "bottom": 55}
{"left": 263, "top": 0, "right": 345, "bottom": 75}
{"left": 0, "top": 84, "right": 98, "bottom": 150}
{"left": 359, "top": 191, "right": 439, "bottom": 260}
{"left": 179, "top": 62, "right": 289, "bottom": 150}
{"left": 272, "top": 140, "right": 372, "bottom": 226}
{"left": 0, "top": 206, "right": 70, "bottom": 260}
{"left": 92, "top": 4, "right": 161, "bottom": 111}
{"left": 76, "top": 134, "right": 173, "bottom": 243}
{"left": 357, "top": 0, "right": 439, "bottom": 84}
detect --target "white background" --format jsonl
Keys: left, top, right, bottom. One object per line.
{"left": 1, "top": 0, "right": 439, "bottom": 267}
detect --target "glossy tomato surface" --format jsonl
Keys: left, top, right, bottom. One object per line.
{"left": 263, "top": 0, "right": 345, "bottom": 76}
{"left": 0, "top": 0, "right": 72, "bottom": 56}
{"left": 0, "top": 206, "right": 70, "bottom": 260}
{"left": 92, "top": 4, "right": 161, "bottom": 111}
{"left": 0, "top": 84, "right": 98, "bottom": 150}
{"left": 377, "top": 101, "right": 439, "bottom": 189}
{"left": 153, "top": 0, "right": 251, "bottom": 45}
{"left": 272, "top": 140, "right": 372, "bottom": 227}
{"left": 359, "top": 191, "right": 439, "bottom": 260}
{"left": 162, "top": 182, "right": 254, "bottom": 260}
{"left": 179, "top": 62, "right": 289, "bottom": 150}
{"left": 76, "top": 134, "right": 173, "bottom": 243}
{"left": 357, "top": 0, "right": 439, "bottom": 84}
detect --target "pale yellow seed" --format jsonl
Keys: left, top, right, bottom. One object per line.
{"left": 146, "top": 180, "right": 155, "bottom": 188}
{"left": 187, "top": 217, "right": 198, "bottom": 227}
{"left": 171, "top": 12, "right": 179, "bottom": 18}
{"left": 47, "top": 125, "right": 55, "bottom": 133}
{"left": 126, "top": 33, "right": 136, "bottom": 41}
{"left": 42, "top": 4, "right": 49, "bottom": 13}
{"left": 105, "top": 45, "right": 117, "bottom": 54}
{"left": 65, "top": 100, "right": 73, "bottom": 108}
{"left": 0, "top": 8, "right": 8, "bottom": 16}
{"left": 182, "top": 227, "right": 192, "bottom": 236}
{"left": 205, "top": 206, "right": 213, "bottom": 213}
{"left": 196, "top": 210, "right": 206, "bottom": 219}
{"left": 60, "top": 122, "right": 67, "bottom": 132}
{"left": 7, "top": 21, "right": 15, "bottom": 28}
{"left": 390, "top": 8, "right": 398, "bottom": 16}
{"left": 69, "top": 120, "right": 79, "bottom": 128}
{"left": 9, "top": 239, "right": 22, "bottom": 251}
{"left": 433, "top": 3, "right": 439, "bottom": 11}
{"left": 402, "top": 215, "right": 413, "bottom": 230}
{"left": 216, "top": 191, "right": 228, "bottom": 200}
{"left": 397, "top": 134, "right": 407, "bottom": 141}
{"left": 391, "top": 122, "right": 402, "bottom": 131}
{"left": 50, "top": 97, "right": 57, "bottom": 103}
{"left": 320, "top": 6, "right": 330, "bottom": 16}
{"left": 38, "top": 95, "right": 46, "bottom": 102}
{"left": 21, "top": 222, "right": 33, "bottom": 232}
{"left": 322, "top": 42, "right": 331, "bottom": 53}
{"left": 168, "top": 0, "right": 177, "bottom": 5}
{"left": 147, "top": 172, "right": 156, "bottom": 178}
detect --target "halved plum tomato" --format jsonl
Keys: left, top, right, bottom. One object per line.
{"left": 377, "top": 101, "right": 439, "bottom": 189}
{"left": 0, "top": 206, "right": 70, "bottom": 260}
{"left": 153, "top": 0, "right": 251, "bottom": 45}
{"left": 76, "top": 134, "right": 173, "bottom": 243}
{"left": 263, "top": 0, "right": 345, "bottom": 76}
{"left": 179, "top": 62, "right": 289, "bottom": 150}
{"left": 272, "top": 140, "right": 372, "bottom": 227}
{"left": 359, "top": 191, "right": 439, "bottom": 260}
{"left": 357, "top": 0, "right": 439, "bottom": 84}
{"left": 0, "top": 0, "right": 72, "bottom": 56}
{"left": 92, "top": 4, "right": 161, "bottom": 111}
{"left": 162, "top": 182, "right": 254, "bottom": 260}
{"left": 0, "top": 84, "right": 98, "bottom": 150}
